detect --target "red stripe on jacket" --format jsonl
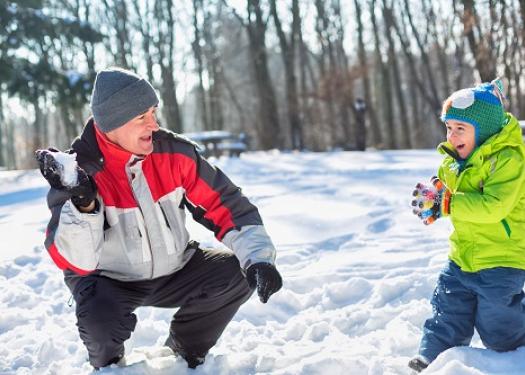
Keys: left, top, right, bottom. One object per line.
{"left": 48, "top": 242, "right": 94, "bottom": 276}
{"left": 144, "top": 152, "right": 236, "bottom": 240}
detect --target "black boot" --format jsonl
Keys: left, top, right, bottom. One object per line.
{"left": 165, "top": 335, "right": 206, "bottom": 369}
{"left": 92, "top": 353, "right": 124, "bottom": 371}
{"left": 408, "top": 355, "right": 429, "bottom": 373}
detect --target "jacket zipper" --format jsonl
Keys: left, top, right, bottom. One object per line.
{"left": 129, "top": 168, "right": 155, "bottom": 279}
{"left": 160, "top": 205, "right": 171, "bottom": 229}
{"left": 135, "top": 203, "right": 154, "bottom": 278}
{"left": 453, "top": 164, "right": 472, "bottom": 192}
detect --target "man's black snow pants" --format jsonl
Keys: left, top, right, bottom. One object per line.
{"left": 64, "top": 247, "right": 254, "bottom": 369}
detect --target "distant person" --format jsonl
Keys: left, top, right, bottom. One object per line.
{"left": 409, "top": 78, "right": 525, "bottom": 372}
{"left": 35, "top": 67, "right": 282, "bottom": 370}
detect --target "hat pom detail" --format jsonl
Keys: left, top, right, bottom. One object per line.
{"left": 491, "top": 77, "right": 506, "bottom": 103}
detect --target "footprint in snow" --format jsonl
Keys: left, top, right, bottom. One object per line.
{"left": 367, "top": 218, "right": 394, "bottom": 233}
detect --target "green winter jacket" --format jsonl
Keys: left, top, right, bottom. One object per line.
{"left": 437, "top": 113, "right": 525, "bottom": 272}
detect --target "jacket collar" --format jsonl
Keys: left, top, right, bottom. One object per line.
{"left": 94, "top": 124, "right": 137, "bottom": 168}
{"left": 71, "top": 118, "right": 104, "bottom": 174}
{"left": 72, "top": 118, "right": 146, "bottom": 173}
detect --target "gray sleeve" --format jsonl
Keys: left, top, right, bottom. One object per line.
{"left": 221, "top": 225, "right": 276, "bottom": 270}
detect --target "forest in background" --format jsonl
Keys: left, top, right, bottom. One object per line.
{"left": 1, "top": 0, "right": 523, "bottom": 169}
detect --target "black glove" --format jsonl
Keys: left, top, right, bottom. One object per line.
{"left": 246, "top": 263, "right": 283, "bottom": 303}
{"left": 35, "top": 148, "right": 97, "bottom": 208}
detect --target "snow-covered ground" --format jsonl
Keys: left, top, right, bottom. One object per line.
{"left": 1, "top": 150, "right": 524, "bottom": 375}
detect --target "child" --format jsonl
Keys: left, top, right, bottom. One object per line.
{"left": 409, "top": 79, "right": 525, "bottom": 372}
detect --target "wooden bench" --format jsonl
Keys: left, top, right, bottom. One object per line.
{"left": 182, "top": 131, "right": 247, "bottom": 158}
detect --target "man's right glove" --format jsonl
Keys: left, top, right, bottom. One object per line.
{"left": 246, "top": 263, "right": 283, "bottom": 303}
{"left": 35, "top": 148, "right": 97, "bottom": 208}
{"left": 411, "top": 176, "right": 451, "bottom": 225}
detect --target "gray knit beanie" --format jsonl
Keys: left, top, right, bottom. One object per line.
{"left": 90, "top": 67, "right": 159, "bottom": 133}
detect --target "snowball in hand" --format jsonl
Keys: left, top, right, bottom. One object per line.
{"left": 53, "top": 152, "right": 79, "bottom": 187}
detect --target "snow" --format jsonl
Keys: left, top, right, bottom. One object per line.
{"left": 1, "top": 150, "right": 524, "bottom": 375}
{"left": 52, "top": 151, "right": 78, "bottom": 187}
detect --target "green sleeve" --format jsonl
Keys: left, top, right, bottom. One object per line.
{"left": 451, "top": 149, "right": 525, "bottom": 223}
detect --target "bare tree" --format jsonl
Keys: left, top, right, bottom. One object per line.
{"left": 298, "top": 24, "right": 326, "bottom": 150}
{"left": 382, "top": 0, "right": 411, "bottom": 149}
{"left": 314, "top": 0, "right": 339, "bottom": 146}
{"left": 101, "top": 0, "right": 134, "bottom": 69}
{"left": 192, "top": 0, "right": 211, "bottom": 130}
{"left": 369, "top": 0, "right": 395, "bottom": 148}
{"left": 461, "top": 0, "right": 497, "bottom": 82}
{"left": 332, "top": 0, "right": 358, "bottom": 150}
{"left": 354, "top": 0, "right": 382, "bottom": 148}
{"left": 226, "top": 0, "right": 282, "bottom": 149}
{"left": 202, "top": 2, "right": 225, "bottom": 130}
{"left": 270, "top": 0, "right": 303, "bottom": 149}
{"left": 153, "top": 0, "right": 183, "bottom": 133}
{"left": 130, "top": 0, "right": 155, "bottom": 82}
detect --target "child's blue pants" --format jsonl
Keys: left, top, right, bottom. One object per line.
{"left": 419, "top": 260, "right": 525, "bottom": 362}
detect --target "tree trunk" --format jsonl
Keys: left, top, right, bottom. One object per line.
{"left": 370, "top": 0, "right": 394, "bottom": 148}
{"left": 160, "top": 65, "right": 183, "bottom": 133}
{"left": 332, "top": 0, "right": 355, "bottom": 150}
{"left": 102, "top": 0, "right": 133, "bottom": 69}
{"left": 383, "top": 1, "right": 411, "bottom": 149}
{"left": 33, "top": 99, "right": 44, "bottom": 151}
{"left": 0, "top": 92, "right": 5, "bottom": 167}
{"left": 246, "top": 0, "right": 282, "bottom": 149}
{"left": 202, "top": 7, "right": 224, "bottom": 131}
{"left": 6, "top": 117, "right": 16, "bottom": 169}
{"left": 314, "top": 0, "right": 339, "bottom": 148}
{"left": 462, "top": 0, "right": 496, "bottom": 82}
{"left": 59, "top": 103, "right": 77, "bottom": 144}
{"left": 354, "top": 0, "right": 382, "bottom": 148}
{"left": 270, "top": 0, "right": 303, "bottom": 149}
{"left": 131, "top": 0, "right": 154, "bottom": 82}
{"left": 154, "top": 0, "right": 183, "bottom": 132}
{"left": 299, "top": 30, "right": 325, "bottom": 150}
{"left": 192, "top": 0, "right": 210, "bottom": 130}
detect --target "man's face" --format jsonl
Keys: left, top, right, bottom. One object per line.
{"left": 445, "top": 119, "right": 476, "bottom": 159}
{"left": 106, "top": 107, "right": 159, "bottom": 155}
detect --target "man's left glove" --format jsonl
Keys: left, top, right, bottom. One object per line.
{"left": 246, "top": 263, "right": 283, "bottom": 303}
{"left": 35, "top": 148, "right": 97, "bottom": 208}
{"left": 411, "top": 176, "right": 451, "bottom": 225}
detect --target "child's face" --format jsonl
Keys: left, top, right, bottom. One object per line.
{"left": 445, "top": 120, "right": 476, "bottom": 159}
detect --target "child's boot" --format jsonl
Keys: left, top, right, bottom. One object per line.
{"left": 408, "top": 355, "right": 429, "bottom": 373}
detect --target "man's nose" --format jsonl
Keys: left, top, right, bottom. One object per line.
{"left": 145, "top": 116, "right": 159, "bottom": 131}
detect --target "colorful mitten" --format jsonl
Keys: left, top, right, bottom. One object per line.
{"left": 411, "top": 176, "right": 451, "bottom": 225}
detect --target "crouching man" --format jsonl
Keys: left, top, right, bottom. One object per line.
{"left": 36, "top": 67, "right": 282, "bottom": 370}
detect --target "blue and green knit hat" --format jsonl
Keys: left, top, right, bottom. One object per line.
{"left": 441, "top": 78, "right": 506, "bottom": 146}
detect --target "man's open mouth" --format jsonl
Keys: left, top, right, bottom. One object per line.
{"left": 140, "top": 135, "right": 152, "bottom": 142}
{"left": 456, "top": 144, "right": 465, "bottom": 151}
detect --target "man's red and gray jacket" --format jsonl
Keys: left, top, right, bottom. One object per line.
{"left": 44, "top": 119, "right": 276, "bottom": 281}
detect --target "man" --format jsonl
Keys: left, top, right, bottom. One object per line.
{"left": 35, "top": 67, "right": 282, "bottom": 370}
